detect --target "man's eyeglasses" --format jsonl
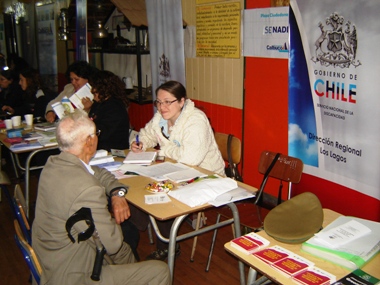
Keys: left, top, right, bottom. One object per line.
{"left": 154, "top": 99, "right": 178, "bottom": 107}
{"left": 90, "top": 129, "right": 101, "bottom": 137}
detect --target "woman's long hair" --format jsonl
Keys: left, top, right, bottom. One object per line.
{"left": 89, "top": 70, "right": 129, "bottom": 109}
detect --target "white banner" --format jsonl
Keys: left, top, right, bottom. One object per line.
{"left": 146, "top": 0, "right": 186, "bottom": 98}
{"left": 243, "top": 7, "right": 289, "bottom": 59}
{"left": 289, "top": 0, "right": 380, "bottom": 200}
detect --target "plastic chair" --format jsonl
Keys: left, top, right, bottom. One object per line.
{"left": 190, "top": 132, "right": 242, "bottom": 262}
{"left": 14, "top": 219, "right": 42, "bottom": 284}
{"left": 206, "top": 150, "right": 303, "bottom": 271}
{"left": 13, "top": 184, "right": 32, "bottom": 244}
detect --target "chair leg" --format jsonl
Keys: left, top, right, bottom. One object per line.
{"left": 147, "top": 222, "right": 154, "bottom": 244}
{"left": 205, "top": 213, "right": 221, "bottom": 271}
{"left": 190, "top": 212, "right": 203, "bottom": 262}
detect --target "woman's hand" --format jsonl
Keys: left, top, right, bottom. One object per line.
{"left": 131, "top": 141, "right": 143, "bottom": 153}
{"left": 45, "top": 111, "right": 56, "bottom": 123}
{"left": 2, "top": 105, "right": 14, "bottom": 115}
{"left": 81, "top": 97, "right": 93, "bottom": 112}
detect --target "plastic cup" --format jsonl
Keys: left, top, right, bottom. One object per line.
{"left": 11, "top": 116, "right": 21, "bottom": 127}
{"left": 4, "top": 119, "right": 13, "bottom": 129}
{"left": 25, "top": 114, "right": 33, "bottom": 126}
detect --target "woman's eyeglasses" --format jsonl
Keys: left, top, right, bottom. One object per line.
{"left": 154, "top": 99, "right": 178, "bottom": 107}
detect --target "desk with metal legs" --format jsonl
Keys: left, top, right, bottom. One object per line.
{"left": 12, "top": 147, "right": 59, "bottom": 217}
{"left": 0, "top": 134, "right": 59, "bottom": 217}
{"left": 118, "top": 172, "right": 257, "bottom": 285}
{"left": 224, "top": 209, "right": 380, "bottom": 285}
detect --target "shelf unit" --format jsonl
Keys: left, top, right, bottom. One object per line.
{"left": 66, "top": 27, "right": 151, "bottom": 104}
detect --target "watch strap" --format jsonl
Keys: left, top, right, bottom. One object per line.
{"left": 110, "top": 188, "right": 127, "bottom": 197}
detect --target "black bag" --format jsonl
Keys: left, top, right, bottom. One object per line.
{"left": 225, "top": 134, "right": 243, "bottom": 182}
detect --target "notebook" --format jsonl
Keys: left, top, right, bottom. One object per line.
{"left": 123, "top": 151, "right": 157, "bottom": 165}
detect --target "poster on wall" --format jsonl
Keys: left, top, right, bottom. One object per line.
{"left": 196, "top": 2, "right": 241, "bottom": 58}
{"left": 288, "top": 0, "right": 380, "bottom": 200}
{"left": 243, "top": 7, "right": 289, "bottom": 59}
{"left": 36, "top": 3, "right": 58, "bottom": 91}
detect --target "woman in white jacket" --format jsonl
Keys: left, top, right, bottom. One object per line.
{"left": 130, "top": 80, "right": 224, "bottom": 260}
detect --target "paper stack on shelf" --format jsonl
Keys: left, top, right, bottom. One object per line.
{"left": 302, "top": 216, "right": 380, "bottom": 270}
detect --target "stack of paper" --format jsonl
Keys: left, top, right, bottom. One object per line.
{"left": 37, "top": 131, "right": 58, "bottom": 147}
{"left": 34, "top": 122, "right": 57, "bottom": 131}
{"left": 302, "top": 216, "right": 380, "bottom": 270}
{"left": 129, "top": 161, "right": 207, "bottom": 182}
{"left": 90, "top": 149, "right": 115, "bottom": 166}
{"left": 10, "top": 141, "right": 43, "bottom": 152}
{"left": 123, "top": 151, "right": 157, "bottom": 165}
{"left": 167, "top": 177, "right": 238, "bottom": 207}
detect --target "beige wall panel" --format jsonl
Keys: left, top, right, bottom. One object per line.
{"left": 182, "top": 0, "right": 244, "bottom": 110}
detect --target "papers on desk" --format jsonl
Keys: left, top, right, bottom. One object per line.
{"left": 209, "top": 187, "right": 255, "bottom": 207}
{"left": 132, "top": 161, "right": 207, "bottom": 182}
{"left": 144, "top": 193, "right": 171, "bottom": 204}
{"left": 9, "top": 141, "right": 43, "bottom": 151}
{"left": 302, "top": 216, "right": 380, "bottom": 270}
{"left": 34, "top": 122, "right": 57, "bottom": 131}
{"left": 123, "top": 151, "right": 157, "bottom": 165}
{"left": 168, "top": 177, "right": 253, "bottom": 207}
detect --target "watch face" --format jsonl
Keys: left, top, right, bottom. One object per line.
{"left": 118, "top": 190, "right": 125, "bottom": 197}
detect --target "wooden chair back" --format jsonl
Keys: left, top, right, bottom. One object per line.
{"left": 214, "top": 132, "right": 241, "bottom": 165}
{"left": 255, "top": 150, "right": 304, "bottom": 205}
{"left": 258, "top": 151, "right": 303, "bottom": 183}
{"left": 14, "top": 220, "right": 42, "bottom": 284}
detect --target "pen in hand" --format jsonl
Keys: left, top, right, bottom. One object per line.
{"left": 136, "top": 135, "right": 140, "bottom": 146}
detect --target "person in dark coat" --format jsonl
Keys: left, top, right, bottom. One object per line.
{"left": 88, "top": 70, "right": 130, "bottom": 151}
{"left": 18, "top": 67, "right": 57, "bottom": 120}
{"left": 0, "top": 69, "right": 26, "bottom": 117}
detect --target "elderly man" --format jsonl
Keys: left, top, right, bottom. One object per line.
{"left": 32, "top": 110, "right": 170, "bottom": 285}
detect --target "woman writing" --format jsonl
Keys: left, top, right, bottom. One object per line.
{"left": 130, "top": 80, "right": 224, "bottom": 260}
{"left": 89, "top": 70, "right": 130, "bottom": 151}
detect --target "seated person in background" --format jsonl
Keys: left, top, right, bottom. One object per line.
{"left": 45, "top": 61, "right": 97, "bottom": 122}
{"left": 0, "top": 69, "right": 25, "bottom": 117}
{"left": 32, "top": 109, "right": 171, "bottom": 285}
{"left": 88, "top": 70, "right": 130, "bottom": 151}
{"left": 17, "top": 67, "right": 57, "bottom": 119}
{"left": 129, "top": 80, "right": 225, "bottom": 260}
{"left": 6, "top": 53, "right": 30, "bottom": 78}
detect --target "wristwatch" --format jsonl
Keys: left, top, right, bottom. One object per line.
{"left": 110, "top": 188, "right": 127, "bottom": 198}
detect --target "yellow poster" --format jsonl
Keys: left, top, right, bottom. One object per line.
{"left": 196, "top": 0, "right": 228, "bottom": 4}
{"left": 196, "top": 2, "right": 241, "bottom": 58}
